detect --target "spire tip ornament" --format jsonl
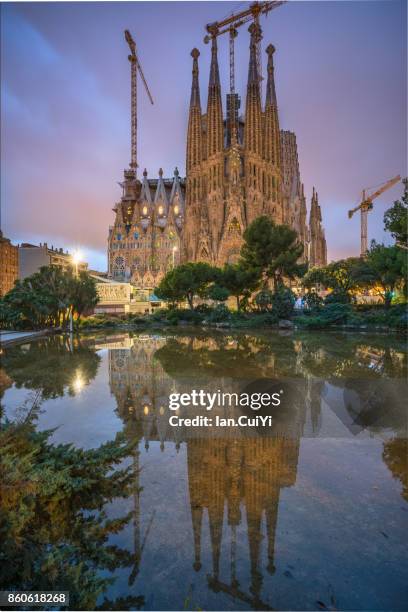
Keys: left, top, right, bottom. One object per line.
{"left": 266, "top": 43, "right": 276, "bottom": 57}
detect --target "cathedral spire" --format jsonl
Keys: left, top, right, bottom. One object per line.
{"left": 190, "top": 48, "right": 201, "bottom": 107}
{"left": 263, "top": 44, "right": 281, "bottom": 166}
{"left": 309, "top": 187, "right": 327, "bottom": 267}
{"left": 265, "top": 44, "right": 278, "bottom": 106}
{"left": 209, "top": 36, "right": 221, "bottom": 87}
{"left": 244, "top": 23, "right": 263, "bottom": 155}
{"left": 206, "top": 38, "right": 223, "bottom": 157}
{"left": 186, "top": 49, "right": 202, "bottom": 172}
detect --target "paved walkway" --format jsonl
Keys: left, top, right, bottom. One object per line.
{"left": 0, "top": 330, "right": 50, "bottom": 347}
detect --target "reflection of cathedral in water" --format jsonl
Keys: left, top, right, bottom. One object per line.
{"left": 98, "top": 333, "right": 317, "bottom": 608}
{"left": 97, "top": 332, "right": 408, "bottom": 607}
{"left": 187, "top": 437, "right": 300, "bottom": 608}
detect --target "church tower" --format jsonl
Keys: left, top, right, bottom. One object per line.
{"left": 181, "top": 24, "right": 327, "bottom": 270}
{"left": 263, "top": 44, "right": 283, "bottom": 224}
{"left": 205, "top": 38, "right": 225, "bottom": 257}
{"left": 308, "top": 187, "right": 327, "bottom": 267}
{"left": 243, "top": 23, "right": 265, "bottom": 227}
{"left": 184, "top": 49, "right": 204, "bottom": 262}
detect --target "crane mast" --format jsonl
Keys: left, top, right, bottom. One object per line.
{"left": 124, "top": 30, "right": 154, "bottom": 177}
{"left": 348, "top": 175, "right": 401, "bottom": 255}
{"left": 204, "top": 2, "right": 286, "bottom": 81}
{"left": 204, "top": 1, "right": 285, "bottom": 139}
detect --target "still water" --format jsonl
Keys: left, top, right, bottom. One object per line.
{"left": 1, "top": 330, "right": 408, "bottom": 611}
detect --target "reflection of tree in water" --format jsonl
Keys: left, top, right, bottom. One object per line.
{"left": 286, "top": 332, "right": 407, "bottom": 437}
{"left": 383, "top": 438, "right": 408, "bottom": 501}
{"left": 0, "top": 404, "right": 144, "bottom": 610}
{"left": 1, "top": 335, "right": 100, "bottom": 399}
{"left": 154, "top": 330, "right": 406, "bottom": 382}
{"left": 295, "top": 332, "right": 407, "bottom": 380}
{"left": 154, "top": 332, "right": 301, "bottom": 380}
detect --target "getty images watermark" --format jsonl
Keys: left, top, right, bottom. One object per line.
{"left": 167, "top": 389, "right": 283, "bottom": 427}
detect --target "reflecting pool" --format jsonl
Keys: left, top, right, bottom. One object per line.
{"left": 1, "top": 330, "right": 407, "bottom": 611}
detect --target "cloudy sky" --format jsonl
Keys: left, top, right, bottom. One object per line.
{"left": 1, "top": 0, "right": 406, "bottom": 271}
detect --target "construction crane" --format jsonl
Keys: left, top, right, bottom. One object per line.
{"left": 204, "top": 2, "right": 285, "bottom": 94}
{"left": 348, "top": 175, "right": 401, "bottom": 255}
{"left": 124, "top": 30, "right": 154, "bottom": 175}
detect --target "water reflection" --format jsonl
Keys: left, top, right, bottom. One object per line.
{"left": 187, "top": 437, "right": 300, "bottom": 609}
{"left": 104, "top": 331, "right": 407, "bottom": 443}
{"left": 1, "top": 330, "right": 407, "bottom": 610}
{"left": 0, "top": 335, "right": 100, "bottom": 400}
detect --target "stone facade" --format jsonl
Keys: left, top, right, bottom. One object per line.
{"left": 0, "top": 231, "right": 18, "bottom": 297}
{"left": 280, "top": 130, "right": 308, "bottom": 260}
{"left": 108, "top": 168, "right": 185, "bottom": 287}
{"left": 108, "top": 27, "right": 327, "bottom": 287}
{"left": 183, "top": 28, "right": 327, "bottom": 268}
{"left": 308, "top": 187, "right": 327, "bottom": 267}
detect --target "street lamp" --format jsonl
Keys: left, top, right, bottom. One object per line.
{"left": 72, "top": 250, "right": 83, "bottom": 278}
{"left": 172, "top": 245, "right": 178, "bottom": 268}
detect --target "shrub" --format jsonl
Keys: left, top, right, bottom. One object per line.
{"left": 231, "top": 312, "right": 279, "bottom": 328}
{"left": 324, "top": 291, "right": 351, "bottom": 305}
{"left": 194, "top": 303, "right": 213, "bottom": 315}
{"left": 254, "top": 290, "right": 274, "bottom": 312}
{"left": 271, "top": 286, "right": 296, "bottom": 319}
{"left": 166, "top": 308, "right": 204, "bottom": 326}
{"left": 303, "top": 291, "right": 323, "bottom": 311}
{"left": 297, "top": 303, "right": 352, "bottom": 329}
{"left": 206, "top": 304, "right": 231, "bottom": 323}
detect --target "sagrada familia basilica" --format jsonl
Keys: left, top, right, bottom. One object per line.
{"left": 108, "top": 24, "right": 327, "bottom": 286}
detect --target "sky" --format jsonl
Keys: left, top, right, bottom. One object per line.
{"left": 1, "top": 0, "right": 406, "bottom": 271}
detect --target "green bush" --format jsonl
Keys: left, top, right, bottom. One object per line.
{"left": 77, "top": 315, "right": 118, "bottom": 329}
{"left": 205, "top": 304, "right": 231, "bottom": 323}
{"left": 194, "top": 304, "right": 213, "bottom": 315}
{"left": 271, "top": 286, "right": 296, "bottom": 319}
{"left": 148, "top": 308, "right": 169, "bottom": 322}
{"left": 165, "top": 308, "right": 204, "bottom": 326}
{"left": 324, "top": 291, "right": 351, "bottom": 305}
{"left": 298, "top": 303, "right": 352, "bottom": 329}
{"left": 303, "top": 291, "right": 323, "bottom": 311}
{"left": 230, "top": 312, "right": 279, "bottom": 328}
{"left": 254, "top": 290, "right": 274, "bottom": 312}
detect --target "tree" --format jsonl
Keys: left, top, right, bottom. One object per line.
{"left": 217, "top": 264, "right": 259, "bottom": 311}
{"left": 254, "top": 289, "right": 274, "bottom": 312}
{"left": 303, "top": 258, "right": 363, "bottom": 300}
{"left": 206, "top": 284, "right": 230, "bottom": 303}
{"left": 71, "top": 271, "right": 99, "bottom": 323}
{"left": 0, "top": 405, "right": 144, "bottom": 610}
{"left": 364, "top": 242, "right": 406, "bottom": 308}
{"left": 154, "top": 269, "right": 185, "bottom": 308}
{"left": 0, "top": 267, "right": 98, "bottom": 330}
{"left": 384, "top": 178, "right": 408, "bottom": 249}
{"left": 155, "top": 262, "right": 217, "bottom": 309}
{"left": 240, "top": 216, "right": 305, "bottom": 288}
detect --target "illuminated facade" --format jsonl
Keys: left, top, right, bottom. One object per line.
{"left": 184, "top": 30, "right": 327, "bottom": 268}
{"left": 108, "top": 28, "right": 327, "bottom": 288}
{"left": 0, "top": 231, "right": 18, "bottom": 296}
{"left": 108, "top": 168, "right": 185, "bottom": 287}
